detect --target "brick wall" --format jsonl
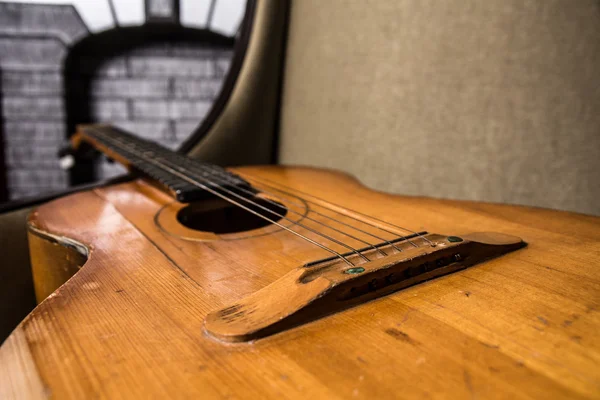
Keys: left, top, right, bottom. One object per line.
{"left": 0, "top": 2, "right": 233, "bottom": 199}
{"left": 69, "top": 43, "right": 232, "bottom": 179}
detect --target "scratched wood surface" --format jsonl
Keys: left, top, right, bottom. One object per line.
{"left": 1, "top": 166, "right": 599, "bottom": 399}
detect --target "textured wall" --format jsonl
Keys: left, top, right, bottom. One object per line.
{"left": 280, "top": 0, "right": 600, "bottom": 216}
{"left": 0, "top": 2, "right": 233, "bottom": 199}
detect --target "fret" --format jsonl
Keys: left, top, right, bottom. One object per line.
{"left": 76, "top": 125, "right": 256, "bottom": 203}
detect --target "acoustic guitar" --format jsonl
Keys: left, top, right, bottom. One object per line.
{"left": 1, "top": 125, "right": 598, "bottom": 399}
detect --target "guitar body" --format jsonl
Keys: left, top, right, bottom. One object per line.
{"left": 1, "top": 166, "right": 599, "bottom": 399}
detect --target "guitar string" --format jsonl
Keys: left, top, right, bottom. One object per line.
{"left": 89, "top": 128, "right": 431, "bottom": 261}
{"left": 236, "top": 173, "right": 435, "bottom": 247}
{"left": 88, "top": 128, "right": 360, "bottom": 266}
{"left": 108, "top": 132, "right": 397, "bottom": 256}
{"left": 92, "top": 130, "right": 359, "bottom": 266}
{"left": 167, "top": 155, "right": 416, "bottom": 251}
{"left": 154, "top": 156, "right": 372, "bottom": 262}
{"left": 167, "top": 160, "right": 390, "bottom": 256}
{"left": 100, "top": 128, "right": 421, "bottom": 251}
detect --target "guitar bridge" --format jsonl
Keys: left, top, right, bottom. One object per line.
{"left": 205, "top": 232, "right": 526, "bottom": 342}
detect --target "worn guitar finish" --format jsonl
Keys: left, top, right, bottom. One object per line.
{"left": 1, "top": 166, "right": 599, "bottom": 399}
{"left": 206, "top": 232, "right": 525, "bottom": 342}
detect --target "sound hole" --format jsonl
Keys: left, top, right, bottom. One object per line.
{"left": 176, "top": 197, "right": 288, "bottom": 234}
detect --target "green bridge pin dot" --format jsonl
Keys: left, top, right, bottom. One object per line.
{"left": 345, "top": 267, "right": 365, "bottom": 274}
{"left": 447, "top": 236, "right": 463, "bottom": 243}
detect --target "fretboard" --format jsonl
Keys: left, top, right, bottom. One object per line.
{"left": 76, "top": 125, "right": 255, "bottom": 202}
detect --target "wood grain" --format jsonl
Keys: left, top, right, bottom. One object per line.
{"left": 205, "top": 233, "right": 525, "bottom": 342}
{"left": 28, "top": 227, "right": 87, "bottom": 303}
{"left": 0, "top": 327, "right": 48, "bottom": 399}
{"left": 1, "top": 165, "right": 599, "bottom": 399}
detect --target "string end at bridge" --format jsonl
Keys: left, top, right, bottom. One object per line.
{"left": 204, "top": 232, "right": 525, "bottom": 342}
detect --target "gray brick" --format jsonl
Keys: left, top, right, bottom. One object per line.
{"left": 9, "top": 186, "right": 68, "bottom": 199}
{"left": 0, "top": 37, "right": 65, "bottom": 70}
{"left": 3, "top": 123, "right": 66, "bottom": 148}
{"left": 9, "top": 188, "right": 41, "bottom": 200}
{"left": 131, "top": 100, "right": 169, "bottom": 119}
{"left": 0, "top": 10, "right": 237, "bottom": 201}
{"left": 91, "top": 100, "right": 129, "bottom": 120}
{"left": 2, "top": 97, "right": 64, "bottom": 120}
{"left": 174, "top": 121, "right": 200, "bottom": 139}
{"left": 90, "top": 78, "right": 170, "bottom": 99}
{"left": 132, "top": 100, "right": 211, "bottom": 119}
{"left": 3, "top": 121, "right": 66, "bottom": 142}
{"left": 0, "top": 3, "right": 87, "bottom": 45}
{"left": 169, "top": 100, "right": 211, "bottom": 119}
{"left": 128, "top": 57, "right": 214, "bottom": 77}
{"left": 112, "top": 121, "right": 173, "bottom": 140}
{"left": 7, "top": 169, "right": 66, "bottom": 188}
{"left": 1, "top": 71, "right": 62, "bottom": 95}
{"left": 127, "top": 43, "right": 172, "bottom": 57}
{"left": 171, "top": 45, "right": 225, "bottom": 58}
{"left": 6, "top": 145, "right": 62, "bottom": 168}
{"left": 172, "top": 78, "right": 223, "bottom": 99}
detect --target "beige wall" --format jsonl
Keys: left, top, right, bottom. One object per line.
{"left": 279, "top": 0, "right": 600, "bottom": 215}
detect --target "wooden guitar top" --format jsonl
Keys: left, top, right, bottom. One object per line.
{"left": 1, "top": 166, "right": 599, "bottom": 399}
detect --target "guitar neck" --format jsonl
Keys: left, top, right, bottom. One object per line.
{"left": 73, "top": 124, "right": 254, "bottom": 203}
